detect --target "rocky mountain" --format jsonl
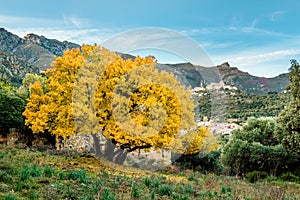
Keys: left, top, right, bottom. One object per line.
{"left": 0, "top": 28, "right": 80, "bottom": 71}
{"left": 0, "top": 28, "right": 290, "bottom": 93}
{"left": 163, "top": 62, "right": 289, "bottom": 94}
{"left": 24, "top": 33, "right": 80, "bottom": 57}
{"left": 0, "top": 51, "right": 39, "bottom": 87}
{"left": 0, "top": 28, "right": 54, "bottom": 70}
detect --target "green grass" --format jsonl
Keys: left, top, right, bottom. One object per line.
{"left": 0, "top": 145, "right": 300, "bottom": 199}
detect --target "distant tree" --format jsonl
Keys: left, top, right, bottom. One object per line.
{"left": 233, "top": 117, "right": 279, "bottom": 146}
{"left": 276, "top": 59, "right": 300, "bottom": 153}
{"left": 18, "top": 74, "right": 47, "bottom": 98}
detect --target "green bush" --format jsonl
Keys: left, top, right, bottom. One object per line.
{"left": 183, "top": 184, "right": 194, "bottom": 195}
{"left": 221, "top": 117, "right": 300, "bottom": 176}
{"left": 65, "top": 169, "right": 89, "bottom": 183}
{"left": 0, "top": 170, "right": 13, "bottom": 183}
{"left": 43, "top": 165, "right": 55, "bottom": 178}
{"left": 159, "top": 184, "right": 173, "bottom": 196}
{"left": 246, "top": 171, "right": 268, "bottom": 183}
{"left": 29, "top": 190, "right": 40, "bottom": 200}
{"left": 131, "top": 182, "right": 141, "bottom": 198}
{"left": 20, "top": 165, "right": 31, "bottom": 181}
{"left": 280, "top": 172, "right": 299, "bottom": 183}
{"left": 144, "top": 176, "right": 152, "bottom": 187}
{"left": 101, "top": 188, "right": 116, "bottom": 200}
{"left": 233, "top": 117, "right": 279, "bottom": 146}
{"left": 173, "top": 149, "right": 223, "bottom": 174}
{"left": 2, "top": 194, "right": 16, "bottom": 200}
{"left": 19, "top": 164, "right": 42, "bottom": 181}
{"left": 30, "top": 164, "right": 41, "bottom": 177}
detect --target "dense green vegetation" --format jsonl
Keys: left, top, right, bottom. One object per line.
{"left": 0, "top": 81, "right": 27, "bottom": 132}
{"left": 221, "top": 117, "right": 300, "bottom": 177}
{"left": 195, "top": 89, "right": 290, "bottom": 124}
{"left": 276, "top": 59, "right": 300, "bottom": 153}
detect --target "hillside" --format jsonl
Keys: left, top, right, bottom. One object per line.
{"left": 0, "top": 28, "right": 80, "bottom": 71}
{"left": 0, "top": 28, "right": 290, "bottom": 93}
{"left": 194, "top": 88, "right": 291, "bottom": 124}
{"left": 24, "top": 33, "right": 80, "bottom": 57}
{"left": 166, "top": 62, "right": 290, "bottom": 94}
{"left": 0, "top": 51, "right": 40, "bottom": 86}
{"left": 0, "top": 28, "right": 54, "bottom": 70}
{"left": 1, "top": 145, "right": 300, "bottom": 199}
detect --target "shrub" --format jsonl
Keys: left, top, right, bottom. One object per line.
{"left": 20, "top": 165, "right": 31, "bottom": 181}
{"left": 222, "top": 140, "right": 299, "bottom": 176}
{"left": 153, "top": 178, "right": 161, "bottom": 188}
{"left": 144, "top": 176, "right": 152, "bottom": 187}
{"left": 19, "top": 164, "right": 42, "bottom": 181}
{"left": 159, "top": 184, "right": 173, "bottom": 196}
{"left": 173, "top": 149, "right": 223, "bottom": 174}
{"left": 0, "top": 170, "right": 13, "bottom": 183}
{"left": 66, "top": 187, "right": 76, "bottom": 199}
{"left": 183, "top": 184, "right": 194, "bottom": 195}
{"left": 65, "top": 169, "right": 89, "bottom": 183}
{"left": 131, "top": 182, "right": 141, "bottom": 198}
{"left": 280, "top": 172, "right": 299, "bottom": 183}
{"left": 29, "top": 190, "right": 40, "bottom": 200}
{"left": 43, "top": 165, "right": 55, "bottom": 178}
{"left": 221, "top": 117, "right": 300, "bottom": 176}
{"left": 3, "top": 194, "right": 16, "bottom": 200}
{"left": 246, "top": 171, "right": 268, "bottom": 183}
{"left": 101, "top": 188, "right": 115, "bottom": 200}
{"left": 30, "top": 164, "right": 41, "bottom": 177}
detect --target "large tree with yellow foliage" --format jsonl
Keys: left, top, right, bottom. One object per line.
{"left": 23, "top": 45, "right": 217, "bottom": 154}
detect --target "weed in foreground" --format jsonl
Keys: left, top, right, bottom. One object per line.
{"left": 159, "top": 184, "right": 173, "bottom": 196}
{"left": 43, "top": 165, "right": 55, "bottom": 178}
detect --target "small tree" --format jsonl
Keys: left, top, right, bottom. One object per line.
{"left": 233, "top": 117, "right": 279, "bottom": 146}
{"left": 18, "top": 74, "right": 47, "bottom": 98}
{"left": 276, "top": 59, "right": 300, "bottom": 153}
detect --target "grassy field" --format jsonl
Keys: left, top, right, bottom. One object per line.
{"left": 0, "top": 145, "right": 300, "bottom": 200}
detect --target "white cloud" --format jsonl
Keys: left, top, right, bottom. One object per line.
{"left": 211, "top": 49, "right": 300, "bottom": 77}
{"left": 0, "top": 14, "right": 124, "bottom": 45}
{"left": 226, "top": 49, "right": 300, "bottom": 67}
{"left": 7, "top": 27, "right": 124, "bottom": 46}
{"left": 101, "top": 28, "right": 215, "bottom": 66}
{"left": 62, "top": 16, "right": 90, "bottom": 29}
{"left": 250, "top": 18, "right": 258, "bottom": 29}
{"left": 0, "top": 14, "right": 62, "bottom": 28}
{"left": 270, "top": 11, "right": 285, "bottom": 22}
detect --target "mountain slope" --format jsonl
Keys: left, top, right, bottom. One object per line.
{"left": 0, "top": 51, "right": 40, "bottom": 86}
{"left": 165, "top": 62, "right": 289, "bottom": 94}
{"left": 0, "top": 28, "right": 290, "bottom": 93}
{"left": 0, "top": 28, "right": 54, "bottom": 69}
{"left": 24, "top": 33, "right": 80, "bottom": 57}
{"left": 0, "top": 28, "right": 81, "bottom": 71}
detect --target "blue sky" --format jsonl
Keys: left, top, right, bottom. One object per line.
{"left": 1, "top": 0, "right": 300, "bottom": 77}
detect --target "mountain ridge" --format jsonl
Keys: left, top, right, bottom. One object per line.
{"left": 0, "top": 28, "right": 289, "bottom": 93}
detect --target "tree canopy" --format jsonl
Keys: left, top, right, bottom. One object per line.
{"left": 221, "top": 117, "right": 298, "bottom": 176}
{"left": 23, "top": 45, "right": 217, "bottom": 154}
{"left": 0, "top": 81, "right": 26, "bottom": 130}
{"left": 276, "top": 59, "right": 300, "bottom": 153}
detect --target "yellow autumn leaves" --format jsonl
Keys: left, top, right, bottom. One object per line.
{"left": 23, "top": 45, "right": 217, "bottom": 154}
